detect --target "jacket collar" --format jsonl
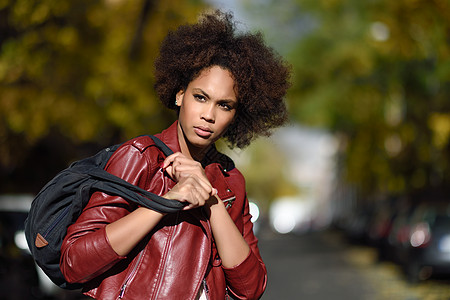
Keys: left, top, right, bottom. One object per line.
{"left": 158, "top": 121, "right": 182, "bottom": 154}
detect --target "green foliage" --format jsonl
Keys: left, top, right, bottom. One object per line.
{"left": 286, "top": 0, "right": 450, "bottom": 196}
{"left": 0, "top": 0, "right": 208, "bottom": 192}
{"left": 1, "top": 0, "right": 207, "bottom": 142}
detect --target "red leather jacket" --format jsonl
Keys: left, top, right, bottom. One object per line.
{"left": 60, "top": 122, "right": 267, "bottom": 300}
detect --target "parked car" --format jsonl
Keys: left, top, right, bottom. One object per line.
{"left": 0, "top": 194, "right": 87, "bottom": 299}
{"left": 0, "top": 194, "right": 41, "bottom": 299}
{"left": 367, "top": 201, "right": 398, "bottom": 261}
{"left": 384, "top": 200, "right": 416, "bottom": 264}
{"left": 395, "top": 201, "right": 450, "bottom": 283}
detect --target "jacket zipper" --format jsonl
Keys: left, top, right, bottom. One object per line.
{"left": 203, "top": 278, "right": 210, "bottom": 300}
{"left": 191, "top": 209, "right": 213, "bottom": 300}
{"left": 153, "top": 211, "right": 179, "bottom": 299}
{"left": 118, "top": 250, "right": 144, "bottom": 299}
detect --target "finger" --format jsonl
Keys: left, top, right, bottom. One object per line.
{"left": 182, "top": 193, "right": 207, "bottom": 210}
{"left": 164, "top": 154, "right": 197, "bottom": 179}
{"left": 162, "top": 152, "right": 183, "bottom": 169}
{"left": 189, "top": 175, "right": 214, "bottom": 196}
{"left": 183, "top": 203, "right": 194, "bottom": 210}
{"left": 164, "top": 165, "right": 174, "bottom": 180}
{"left": 163, "top": 153, "right": 187, "bottom": 180}
{"left": 180, "top": 189, "right": 200, "bottom": 210}
{"left": 171, "top": 159, "right": 200, "bottom": 174}
{"left": 172, "top": 164, "right": 203, "bottom": 178}
{"left": 168, "top": 180, "right": 212, "bottom": 211}
{"left": 181, "top": 178, "right": 210, "bottom": 202}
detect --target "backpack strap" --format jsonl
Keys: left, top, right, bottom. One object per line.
{"left": 85, "top": 134, "right": 185, "bottom": 212}
{"left": 87, "top": 167, "right": 186, "bottom": 212}
{"left": 148, "top": 135, "right": 174, "bottom": 157}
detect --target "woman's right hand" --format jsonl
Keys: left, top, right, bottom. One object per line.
{"left": 164, "top": 173, "right": 216, "bottom": 210}
{"left": 162, "top": 152, "right": 217, "bottom": 210}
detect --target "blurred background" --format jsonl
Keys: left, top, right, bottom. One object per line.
{"left": 1, "top": 0, "right": 449, "bottom": 299}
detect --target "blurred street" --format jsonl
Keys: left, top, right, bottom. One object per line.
{"left": 258, "top": 229, "right": 450, "bottom": 300}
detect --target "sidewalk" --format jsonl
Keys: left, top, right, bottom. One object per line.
{"left": 325, "top": 230, "right": 450, "bottom": 300}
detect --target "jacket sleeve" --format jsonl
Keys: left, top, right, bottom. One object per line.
{"left": 60, "top": 143, "right": 157, "bottom": 283}
{"left": 223, "top": 193, "right": 267, "bottom": 300}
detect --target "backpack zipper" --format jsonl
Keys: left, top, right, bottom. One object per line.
{"left": 119, "top": 250, "right": 144, "bottom": 299}
{"left": 42, "top": 182, "right": 92, "bottom": 240}
{"left": 42, "top": 205, "right": 71, "bottom": 239}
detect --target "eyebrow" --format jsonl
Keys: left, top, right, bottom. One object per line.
{"left": 192, "top": 88, "right": 237, "bottom": 104}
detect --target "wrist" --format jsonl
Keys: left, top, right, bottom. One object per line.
{"left": 137, "top": 206, "right": 167, "bottom": 218}
{"left": 207, "top": 195, "right": 225, "bottom": 212}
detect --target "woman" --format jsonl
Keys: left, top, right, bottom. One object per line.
{"left": 60, "top": 10, "right": 291, "bottom": 300}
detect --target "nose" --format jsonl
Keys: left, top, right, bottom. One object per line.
{"left": 201, "top": 103, "right": 215, "bottom": 123}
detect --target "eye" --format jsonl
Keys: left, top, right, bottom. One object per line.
{"left": 219, "top": 103, "right": 233, "bottom": 111}
{"left": 194, "top": 94, "right": 206, "bottom": 102}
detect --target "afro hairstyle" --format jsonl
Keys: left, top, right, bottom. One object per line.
{"left": 154, "top": 10, "right": 291, "bottom": 149}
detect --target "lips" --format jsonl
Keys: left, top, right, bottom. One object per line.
{"left": 194, "top": 126, "right": 213, "bottom": 138}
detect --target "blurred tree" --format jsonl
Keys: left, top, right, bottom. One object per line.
{"left": 0, "top": 0, "right": 208, "bottom": 193}
{"left": 219, "top": 138, "right": 301, "bottom": 213}
{"left": 277, "top": 0, "right": 450, "bottom": 200}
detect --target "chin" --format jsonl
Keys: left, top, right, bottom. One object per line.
{"left": 186, "top": 135, "right": 210, "bottom": 148}
{"left": 192, "top": 140, "right": 213, "bottom": 150}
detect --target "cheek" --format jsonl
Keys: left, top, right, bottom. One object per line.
{"left": 183, "top": 99, "right": 202, "bottom": 115}
{"left": 179, "top": 101, "right": 197, "bottom": 120}
{"left": 218, "top": 113, "right": 236, "bottom": 131}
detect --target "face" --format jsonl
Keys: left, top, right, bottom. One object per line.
{"left": 176, "top": 66, "right": 237, "bottom": 157}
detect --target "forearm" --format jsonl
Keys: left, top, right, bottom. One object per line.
{"left": 105, "top": 207, "right": 165, "bottom": 256}
{"left": 208, "top": 197, "right": 250, "bottom": 268}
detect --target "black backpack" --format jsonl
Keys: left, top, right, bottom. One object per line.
{"left": 24, "top": 135, "right": 185, "bottom": 289}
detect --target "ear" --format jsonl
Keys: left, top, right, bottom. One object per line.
{"left": 175, "top": 90, "right": 184, "bottom": 107}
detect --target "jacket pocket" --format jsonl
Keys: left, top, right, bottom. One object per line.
{"left": 118, "top": 250, "right": 144, "bottom": 299}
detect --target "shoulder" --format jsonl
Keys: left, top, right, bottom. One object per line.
{"left": 113, "top": 135, "right": 169, "bottom": 162}
{"left": 105, "top": 135, "right": 166, "bottom": 177}
{"left": 121, "top": 135, "right": 159, "bottom": 153}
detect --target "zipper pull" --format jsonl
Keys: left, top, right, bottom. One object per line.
{"left": 119, "top": 283, "right": 126, "bottom": 298}
{"left": 203, "top": 278, "right": 209, "bottom": 294}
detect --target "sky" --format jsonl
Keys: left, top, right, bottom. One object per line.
{"left": 206, "top": 0, "right": 311, "bottom": 56}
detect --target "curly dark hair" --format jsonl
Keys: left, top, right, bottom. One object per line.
{"left": 154, "top": 10, "right": 291, "bottom": 149}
